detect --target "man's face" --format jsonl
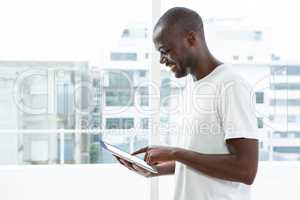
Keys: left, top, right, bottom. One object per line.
{"left": 153, "top": 25, "right": 193, "bottom": 78}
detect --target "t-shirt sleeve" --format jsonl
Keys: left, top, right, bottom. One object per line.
{"left": 218, "top": 77, "right": 258, "bottom": 140}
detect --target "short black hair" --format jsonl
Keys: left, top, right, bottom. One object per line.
{"left": 154, "top": 7, "right": 204, "bottom": 37}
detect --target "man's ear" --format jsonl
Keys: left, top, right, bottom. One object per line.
{"left": 186, "top": 31, "right": 197, "bottom": 46}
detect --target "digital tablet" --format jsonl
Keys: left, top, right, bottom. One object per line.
{"left": 100, "top": 140, "right": 158, "bottom": 174}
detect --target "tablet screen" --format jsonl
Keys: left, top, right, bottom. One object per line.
{"left": 100, "top": 140, "right": 158, "bottom": 174}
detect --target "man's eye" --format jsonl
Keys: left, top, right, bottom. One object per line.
{"left": 161, "top": 49, "right": 170, "bottom": 55}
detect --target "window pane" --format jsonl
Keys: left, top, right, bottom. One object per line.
{"left": 105, "top": 90, "right": 134, "bottom": 106}
{"left": 105, "top": 118, "right": 134, "bottom": 129}
{"left": 0, "top": 0, "right": 152, "bottom": 170}
{"left": 270, "top": 99, "right": 300, "bottom": 106}
{"left": 271, "top": 83, "right": 300, "bottom": 90}
{"left": 257, "top": 117, "right": 264, "bottom": 129}
{"left": 255, "top": 92, "right": 264, "bottom": 104}
{"left": 0, "top": 62, "right": 88, "bottom": 164}
{"left": 110, "top": 52, "right": 137, "bottom": 61}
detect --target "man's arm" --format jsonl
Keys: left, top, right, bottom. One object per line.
{"left": 135, "top": 138, "right": 258, "bottom": 185}
{"left": 173, "top": 138, "right": 258, "bottom": 185}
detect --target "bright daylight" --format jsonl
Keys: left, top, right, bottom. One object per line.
{"left": 0, "top": 0, "right": 299, "bottom": 200}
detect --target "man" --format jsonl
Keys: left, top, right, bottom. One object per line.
{"left": 115, "top": 7, "right": 258, "bottom": 200}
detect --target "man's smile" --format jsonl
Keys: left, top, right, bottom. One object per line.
{"left": 170, "top": 64, "right": 177, "bottom": 72}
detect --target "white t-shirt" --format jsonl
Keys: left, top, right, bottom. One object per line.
{"left": 172, "top": 64, "right": 258, "bottom": 200}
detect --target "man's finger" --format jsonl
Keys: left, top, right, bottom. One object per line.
{"left": 132, "top": 164, "right": 146, "bottom": 173}
{"left": 116, "top": 156, "right": 135, "bottom": 170}
{"left": 113, "top": 155, "right": 126, "bottom": 165}
{"left": 132, "top": 165, "right": 152, "bottom": 177}
{"left": 131, "top": 146, "right": 149, "bottom": 155}
{"left": 120, "top": 159, "right": 135, "bottom": 170}
{"left": 113, "top": 155, "right": 123, "bottom": 164}
{"left": 114, "top": 156, "right": 130, "bottom": 169}
{"left": 146, "top": 154, "right": 151, "bottom": 164}
{"left": 144, "top": 151, "right": 149, "bottom": 162}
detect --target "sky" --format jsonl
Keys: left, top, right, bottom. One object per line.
{"left": 0, "top": 0, "right": 299, "bottom": 62}
{"left": 0, "top": 0, "right": 151, "bottom": 63}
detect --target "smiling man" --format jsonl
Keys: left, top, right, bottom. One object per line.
{"left": 115, "top": 7, "right": 259, "bottom": 200}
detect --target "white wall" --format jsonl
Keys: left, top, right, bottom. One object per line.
{"left": 0, "top": 162, "right": 299, "bottom": 200}
{"left": 0, "top": 164, "right": 150, "bottom": 200}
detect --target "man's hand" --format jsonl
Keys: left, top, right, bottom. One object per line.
{"left": 113, "top": 146, "right": 177, "bottom": 178}
{"left": 114, "top": 155, "right": 153, "bottom": 177}
{"left": 132, "top": 146, "right": 176, "bottom": 165}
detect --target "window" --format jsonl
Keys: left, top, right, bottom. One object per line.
{"left": 271, "top": 83, "right": 300, "bottom": 90}
{"left": 273, "top": 131, "right": 288, "bottom": 138}
{"left": 233, "top": 55, "right": 239, "bottom": 60}
{"left": 106, "top": 118, "right": 134, "bottom": 129}
{"left": 139, "top": 70, "right": 146, "bottom": 77}
{"left": 287, "top": 115, "right": 300, "bottom": 123}
{"left": 145, "top": 53, "right": 149, "bottom": 59}
{"left": 0, "top": 62, "right": 88, "bottom": 164}
{"left": 273, "top": 147, "right": 300, "bottom": 153}
{"left": 260, "top": 141, "right": 264, "bottom": 149}
{"left": 122, "top": 29, "right": 130, "bottom": 38}
{"left": 254, "top": 31, "right": 263, "bottom": 40}
{"left": 108, "top": 71, "right": 133, "bottom": 88}
{"left": 286, "top": 65, "right": 300, "bottom": 75}
{"left": 270, "top": 99, "right": 300, "bottom": 106}
{"left": 247, "top": 56, "right": 254, "bottom": 61}
{"left": 0, "top": 0, "right": 153, "bottom": 199}
{"left": 216, "top": 30, "right": 262, "bottom": 41}
{"left": 270, "top": 83, "right": 283, "bottom": 90}
{"left": 274, "top": 131, "right": 300, "bottom": 138}
{"left": 257, "top": 117, "right": 264, "bottom": 128}
{"left": 271, "top": 54, "right": 281, "bottom": 61}
{"left": 271, "top": 65, "right": 300, "bottom": 75}
{"left": 160, "top": 78, "right": 171, "bottom": 107}
{"left": 271, "top": 65, "right": 287, "bottom": 75}
{"left": 57, "top": 82, "right": 75, "bottom": 116}
{"left": 140, "top": 118, "right": 149, "bottom": 129}
{"left": 93, "top": 79, "right": 101, "bottom": 88}
{"left": 105, "top": 90, "right": 134, "bottom": 106}
{"left": 91, "top": 117, "right": 101, "bottom": 129}
{"left": 110, "top": 52, "right": 137, "bottom": 61}
{"left": 139, "top": 87, "right": 149, "bottom": 107}
{"left": 255, "top": 92, "right": 264, "bottom": 104}
{"left": 105, "top": 71, "right": 135, "bottom": 107}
